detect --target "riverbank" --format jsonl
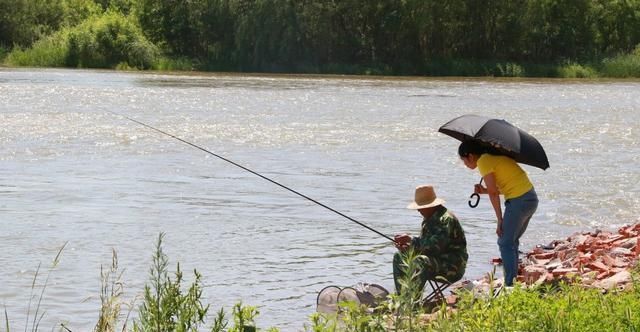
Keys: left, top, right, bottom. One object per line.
{"left": 6, "top": 221, "right": 640, "bottom": 331}
{"left": 4, "top": 50, "right": 640, "bottom": 79}
{"left": 316, "top": 222, "right": 640, "bottom": 331}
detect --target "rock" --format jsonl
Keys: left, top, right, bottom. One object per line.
{"left": 523, "top": 265, "right": 548, "bottom": 284}
{"left": 545, "top": 258, "right": 563, "bottom": 270}
{"left": 534, "top": 252, "right": 555, "bottom": 260}
{"left": 614, "top": 237, "right": 637, "bottom": 249}
{"left": 515, "top": 223, "right": 640, "bottom": 290}
{"left": 593, "top": 270, "right": 632, "bottom": 289}
{"left": 586, "top": 261, "right": 608, "bottom": 272}
{"left": 610, "top": 247, "right": 632, "bottom": 257}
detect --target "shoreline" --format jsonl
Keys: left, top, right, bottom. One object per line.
{"left": 3, "top": 66, "right": 640, "bottom": 83}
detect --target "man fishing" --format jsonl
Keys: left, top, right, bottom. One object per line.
{"left": 393, "top": 185, "right": 468, "bottom": 295}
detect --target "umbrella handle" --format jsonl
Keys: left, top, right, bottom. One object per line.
{"left": 468, "top": 177, "right": 484, "bottom": 208}
{"left": 468, "top": 193, "right": 480, "bottom": 208}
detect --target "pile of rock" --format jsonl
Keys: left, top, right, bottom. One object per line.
{"left": 519, "top": 222, "right": 640, "bottom": 290}
{"left": 444, "top": 222, "right": 640, "bottom": 307}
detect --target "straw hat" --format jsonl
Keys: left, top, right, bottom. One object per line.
{"left": 406, "top": 185, "right": 445, "bottom": 209}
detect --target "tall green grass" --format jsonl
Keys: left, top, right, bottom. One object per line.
{"left": 600, "top": 46, "right": 640, "bottom": 78}
{"left": 429, "top": 279, "right": 640, "bottom": 331}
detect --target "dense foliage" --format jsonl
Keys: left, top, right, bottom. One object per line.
{"left": 1, "top": 0, "right": 640, "bottom": 76}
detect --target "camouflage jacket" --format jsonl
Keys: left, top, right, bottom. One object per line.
{"left": 410, "top": 206, "right": 468, "bottom": 280}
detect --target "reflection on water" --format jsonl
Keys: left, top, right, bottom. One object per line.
{"left": 1, "top": 68, "right": 639, "bottom": 330}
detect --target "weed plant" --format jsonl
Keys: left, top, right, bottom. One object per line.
{"left": 93, "top": 249, "right": 130, "bottom": 332}
{"left": 131, "top": 233, "right": 209, "bottom": 332}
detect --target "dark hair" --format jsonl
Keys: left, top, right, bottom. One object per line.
{"left": 458, "top": 140, "right": 486, "bottom": 157}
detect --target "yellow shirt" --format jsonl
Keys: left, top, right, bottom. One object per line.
{"left": 477, "top": 154, "right": 533, "bottom": 200}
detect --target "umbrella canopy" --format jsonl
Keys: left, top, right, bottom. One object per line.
{"left": 439, "top": 114, "right": 549, "bottom": 170}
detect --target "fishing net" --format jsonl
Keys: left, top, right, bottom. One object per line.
{"left": 316, "top": 283, "right": 389, "bottom": 314}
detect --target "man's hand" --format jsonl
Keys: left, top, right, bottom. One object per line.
{"left": 394, "top": 234, "right": 412, "bottom": 252}
{"left": 496, "top": 221, "right": 503, "bottom": 237}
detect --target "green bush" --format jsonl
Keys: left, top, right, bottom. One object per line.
{"left": 4, "top": 11, "right": 158, "bottom": 69}
{"left": 4, "top": 30, "right": 70, "bottom": 67}
{"left": 132, "top": 233, "right": 209, "bottom": 332}
{"left": 495, "top": 63, "right": 526, "bottom": 77}
{"left": 557, "top": 63, "right": 598, "bottom": 78}
{"left": 61, "top": 0, "right": 102, "bottom": 27}
{"left": 600, "top": 45, "right": 640, "bottom": 78}
{"left": 0, "top": 45, "right": 9, "bottom": 62}
{"left": 152, "top": 57, "right": 195, "bottom": 71}
{"left": 65, "top": 11, "right": 158, "bottom": 69}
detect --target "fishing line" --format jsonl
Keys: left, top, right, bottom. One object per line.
{"left": 109, "top": 111, "right": 395, "bottom": 242}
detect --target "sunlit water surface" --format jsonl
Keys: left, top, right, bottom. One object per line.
{"left": 1, "top": 69, "right": 639, "bottom": 330}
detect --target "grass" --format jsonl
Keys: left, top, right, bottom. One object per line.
{"left": 151, "top": 57, "right": 196, "bottom": 71}
{"left": 428, "top": 280, "right": 640, "bottom": 331}
{"left": 93, "top": 249, "right": 130, "bottom": 332}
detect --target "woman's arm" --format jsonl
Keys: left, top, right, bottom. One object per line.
{"left": 483, "top": 173, "right": 504, "bottom": 236}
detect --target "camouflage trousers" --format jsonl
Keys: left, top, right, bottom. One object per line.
{"left": 392, "top": 252, "right": 464, "bottom": 295}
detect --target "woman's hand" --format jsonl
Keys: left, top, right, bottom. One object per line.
{"left": 474, "top": 183, "right": 487, "bottom": 194}
{"left": 394, "top": 234, "right": 412, "bottom": 252}
{"left": 496, "top": 221, "right": 503, "bottom": 237}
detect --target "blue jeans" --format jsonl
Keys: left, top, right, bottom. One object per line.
{"left": 498, "top": 188, "right": 538, "bottom": 286}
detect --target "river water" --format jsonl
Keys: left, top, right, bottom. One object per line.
{"left": 1, "top": 68, "right": 639, "bottom": 330}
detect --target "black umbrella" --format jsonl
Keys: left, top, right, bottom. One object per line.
{"left": 439, "top": 114, "right": 550, "bottom": 170}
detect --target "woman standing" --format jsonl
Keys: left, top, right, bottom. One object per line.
{"left": 458, "top": 140, "right": 538, "bottom": 286}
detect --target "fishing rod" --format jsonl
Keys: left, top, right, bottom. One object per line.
{"left": 109, "top": 111, "right": 395, "bottom": 243}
